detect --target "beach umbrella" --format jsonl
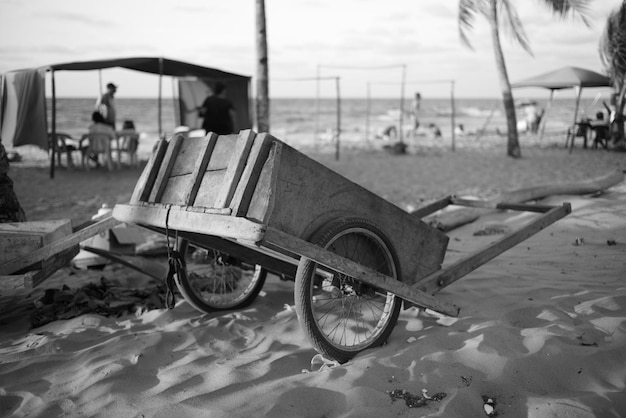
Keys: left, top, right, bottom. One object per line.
{"left": 512, "top": 66, "right": 611, "bottom": 143}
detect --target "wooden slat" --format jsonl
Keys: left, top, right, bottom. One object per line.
{"left": 0, "top": 271, "right": 37, "bottom": 292}
{"left": 185, "top": 133, "right": 218, "bottom": 206}
{"left": 131, "top": 137, "right": 168, "bottom": 203}
{"left": 31, "top": 245, "right": 80, "bottom": 287}
{"left": 229, "top": 133, "right": 274, "bottom": 216}
{"left": 414, "top": 203, "right": 572, "bottom": 295}
{"left": 263, "top": 227, "right": 460, "bottom": 317}
{"left": 410, "top": 196, "right": 452, "bottom": 218}
{"left": 213, "top": 130, "right": 256, "bottom": 208}
{"left": 494, "top": 202, "right": 554, "bottom": 213}
{"left": 112, "top": 204, "right": 265, "bottom": 243}
{"left": 149, "top": 135, "right": 184, "bottom": 203}
{"left": 0, "top": 215, "right": 120, "bottom": 275}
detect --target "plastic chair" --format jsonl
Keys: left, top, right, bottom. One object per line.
{"left": 116, "top": 131, "right": 140, "bottom": 167}
{"left": 48, "top": 132, "right": 85, "bottom": 168}
{"left": 81, "top": 132, "right": 114, "bottom": 170}
{"left": 566, "top": 120, "right": 591, "bottom": 149}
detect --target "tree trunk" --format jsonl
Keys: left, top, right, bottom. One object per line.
{"left": 488, "top": 0, "right": 521, "bottom": 158}
{"left": 614, "top": 84, "right": 626, "bottom": 149}
{"left": 255, "top": 0, "right": 270, "bottom": 133}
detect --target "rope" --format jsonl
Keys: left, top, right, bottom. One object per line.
{"left": 163, "top": 206, "right": 183, "bottom": 309}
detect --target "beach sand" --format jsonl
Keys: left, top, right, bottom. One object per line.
{"left": 1, "top": 134, "right": 625, "bottom": 417}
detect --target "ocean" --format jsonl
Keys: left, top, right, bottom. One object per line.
{"left": 48, "top": 96, "right": 611, "bottom": 148}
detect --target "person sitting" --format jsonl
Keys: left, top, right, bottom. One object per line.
{"left": 428, "top": 123, "right": 442, "bottom": 138}
{"left": 82, "top": 111, "right": 116, "bottom": 170}
{"left": 589, "top": 111, "right": 610, "bottom": 149}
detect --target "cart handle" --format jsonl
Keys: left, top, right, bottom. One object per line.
{"left": 413, "top": 202, "right": 572, "bottom": 295}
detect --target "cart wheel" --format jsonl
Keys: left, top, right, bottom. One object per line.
{"left": 294, "top": 218, "right": 401, "bottom": 363}
{"left": 175, "top": 239, "right": 267, "bottom": 313}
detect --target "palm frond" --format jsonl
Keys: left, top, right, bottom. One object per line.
{"left": 459, "top": 0, "right": 482, "bottom": 50}
{"left": 599, "top": 1, "right": 626, "bottom": 88}
{"left": 537, "top": 0, "right": 592, "bottom": 27}
{"left": 499, "top": 1, "right": 533, "bottom": 56}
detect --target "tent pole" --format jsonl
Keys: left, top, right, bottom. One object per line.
{"left": 569, "top": 86, "right": 582, "bottom": 153}
{"left": 98, "top": 69, "right": 103, "bottom": 97}
{"left": 314, "top": 65, "right": 321, "bottom": 145}
{"left": 539, "top": 89, "right": 554, "bottom": 140}
{"left": 450, "top": 80, "right": 456, "bottom": 152}
{"left": 158, "top": 57, "right": 163, "bottom": 138}
{"left": 399, "top": 64, "right": 406, "bottom": 142}
{"left": 335, "top": 76, "right": 341, "bottom": 161}
{"left": 365, "top": 82, "right": 371, "bottom": 144}
{"left": 50, "top": 69, "right": 56, "bottom": 179}
{"left": 171, "top": 77, "right": 180, "bottom": 127}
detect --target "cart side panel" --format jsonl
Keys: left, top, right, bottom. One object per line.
{"left": 246, "top": 140, "right": 280, "bottom": 223}
{"left": 149, "top": 135, "right": 184, "bottom": 202}
{"left": 160, "top": 135, "right": 220, "bottom": 205}
{"left": 252, "top": 141, "right": 449, "bottom": 285}
{"left": 130, "top": 137, "right": 168, "bottom": 203}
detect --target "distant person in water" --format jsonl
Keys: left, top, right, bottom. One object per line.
{"left": 412, "top": 92, "right": 421, "bottom": 134}
{"left": 428, "top": 123, "right": 442, "bottom": 138}
{"left": 199, "top": 82, "right": 237, "bottom": 135}
{"left": 96, "top": 82, "right": 118, "bottom": 130}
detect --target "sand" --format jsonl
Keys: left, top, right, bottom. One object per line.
{"left": 1, "top": 134, "right": 625, "bottom": 417}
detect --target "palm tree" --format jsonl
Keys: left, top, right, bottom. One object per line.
{"left": 459, "top": 0, "right": 591, "bottom": 158}
{"left": 599, "top": 1, "right": 626, "bottom": 148}
{"left": 256, "top": 0, "right": 270, "bottom": 133}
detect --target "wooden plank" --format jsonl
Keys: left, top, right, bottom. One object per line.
{"left": 409, "top": 196, "right": 452, "bottom": 218}
{"left": 494, "top": 202, "right": 554, "bottom": 213}
{"left": 1, "top": 220, "right": 72, "bottom": 264}
{"left": 207, "top": 134, "right": 238, "bottom": 170}
{"left": 263, "top": 227, "right": 460, "bottom": 317}
{"left": 414, "top": 203, "right": 572, "bottom": 295}
{"left": 186, "top": 133, "right": 218, "bottom": 205}
{"left": 214, "top": 130, "right": 257, "bottom": 208}
{"left": 246, "top": 142, "right": 281, "bottom": 223}
{"left": 131, "top": 137, "right": 168, "bottom": 203}
{"left": 0, "top": 215, "right": 120, "bottom": 275}
{"left": 135, "top": 202, "right": 231, "bottom": 215}
{"left": 149, "top": 135, "right": 184, "bottom": 203}
{"left": 0, "top": 271, "right": 37, "bottom": 292}
{"left": 178, "top": 231, "right": 298, "bottom": 278}
{"left": 229, "top": 133, "right": 274, "bottom": 216}
{"left": 192, "top": 170, "right": 227, "bottom": 208}
{"left": 31, "top": 245, "right": 80, "bottom": 287}
{"left": 112, "top": 203, "right": 266, "bottom": 243}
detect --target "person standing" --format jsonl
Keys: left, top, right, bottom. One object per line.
{"left": 199, "top": 82, "right": 237, "bottom": 135}
{"left": 96, "top": 82, "right": 118, "bottom": 130}
{"left": 412, "top": 92, "right": 422, "bottom": 133}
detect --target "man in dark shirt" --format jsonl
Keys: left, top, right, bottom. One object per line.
{"left": 199, "top": 82, "right": 237, "bottom": 135}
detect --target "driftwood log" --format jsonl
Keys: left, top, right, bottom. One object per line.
{"left": 416, "top": 169, "right": 625, "bottom": 232}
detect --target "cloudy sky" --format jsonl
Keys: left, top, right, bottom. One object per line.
{"left": 0, "top": 0, "right": 622, "bottom": 98}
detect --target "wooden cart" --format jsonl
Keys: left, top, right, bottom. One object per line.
{"left": 113, "top": 130, "right": 570, "bottom": 363}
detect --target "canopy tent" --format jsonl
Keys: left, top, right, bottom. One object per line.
{"left": 512, "top": 66, "right": 612, "bottom": 140}
{"left": 0, "top": 57, "right": 251, "bottom": 177}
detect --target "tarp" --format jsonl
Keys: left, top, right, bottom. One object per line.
{"left": 178, "top": 78, "right": 251, "bottom": 131}
{"left": 46, "top": 57, "right": 250, "bottom": 82}
{"left": 512, "top": 66, "right": 612, "bottom": 143}
{"left": 512, "top": 66, "right": 611, "bottom": 90}
{"left": 0, "top": 56, "right": 251, "bottom": 177}
{"left": 0, "top": 69, "right": 48, "bottom": 149}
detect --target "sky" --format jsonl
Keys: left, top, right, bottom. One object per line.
{"left": 0, "top": 0, "right": 623, "bottom": 99}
